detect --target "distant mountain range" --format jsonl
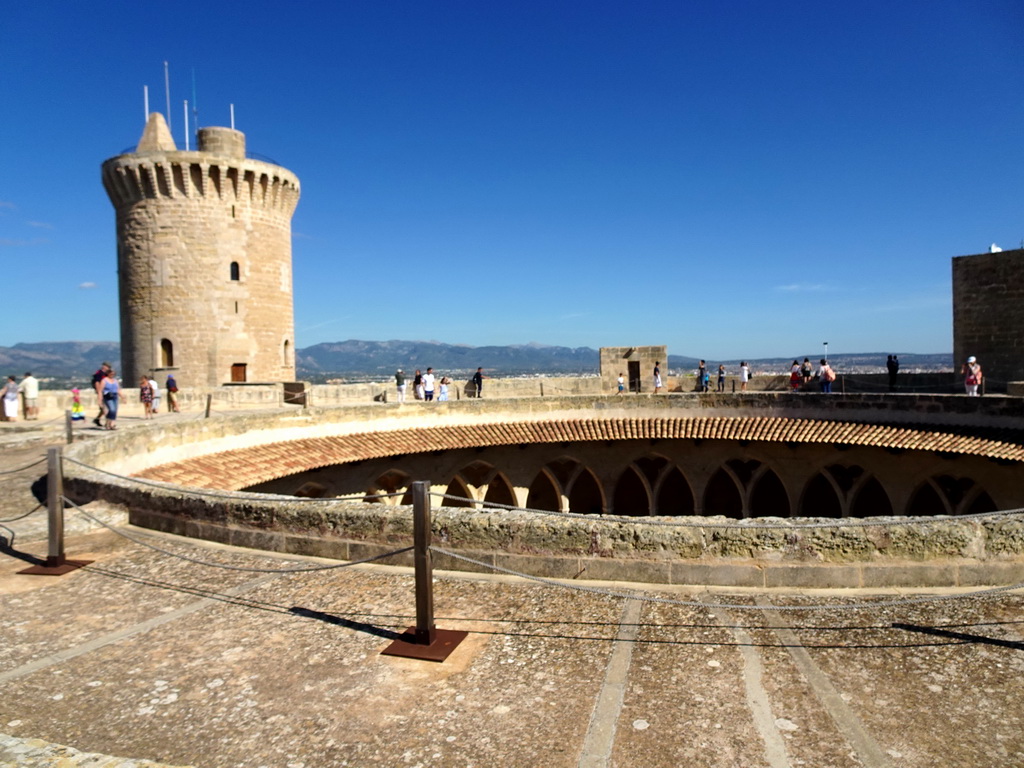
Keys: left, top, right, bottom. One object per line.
{"left": 0, "top": 340, "right": 953, "bottom": 381}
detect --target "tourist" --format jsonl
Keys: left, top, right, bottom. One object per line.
{"left": 70, "top": 388, "right": 85, "bottom": 421}
{"left": 653, "top": 361, "right": 663, "bottom": 394}
{"left": 887, "top": 355, "right": 899, "bottom": 392}
{"left": 423, "top": 367, "right": 436, "bottom": 401}
{"left": 140, "top": 376, "right": 154, "bottom": 419}
{"left": 790, "top": 361, "right": 802, "bottom": 391}
{"left": 2, "top": 376, "right": 19, "bottom": 421}
{"left": 739, "top": 362, "right": 750, "bottom": 391}
{"left": 92, "top": 361, "right": 111, "bottom": 427}
{"left": 717, "top": 364, "right": 726, "bottom": 393}
{"left": 102, "top": 369, "right": 124, "bottom": 429}
{"left": 149, "top": 375, "right": 160, "bottom": 414}
{"left": 438, "top": 376, "right": 450, "bottom": 401}
{"left": 962, "top": 356, "right": 982, "bottom": 396}
{"left": 697, "top": 360, "right": 708, "bottom": 392}
{"left": 617, "top": 372, "right": 625, "bottom": 394}
{"left": 166, "top": 374, "right": 180, "bottom": 412}
{"left": 395, "top": 369, "right": 407, "bottom": 403}
{"left": 801, "top": 358, "right": 813, "bottom": 384}
{"left": 413, "top": 369, "right": 424, "bottom": 400}
{"left": 817, "top": 359, "right": 836, "bottom": 394}
{"left": 472, "top": 367, "right": 486, "bottom": 398}
{"left": 18, "top": 371, "right": 39, "bottom": 420}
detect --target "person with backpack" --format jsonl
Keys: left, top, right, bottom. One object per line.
{"left": 817, "top": 359, "right": 836, "bottom": 393}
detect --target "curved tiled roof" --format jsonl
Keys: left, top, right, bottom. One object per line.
{"left": 135, "top": 415, "right": 1024, "bottom": 490}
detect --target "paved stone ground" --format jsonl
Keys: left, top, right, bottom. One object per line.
{"left": 1, "top": 419, "right": 1023, "bottom": 768}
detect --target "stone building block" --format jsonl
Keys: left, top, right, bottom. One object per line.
{"left": 763, "top": 564, "right": 861, "bottom": 589}
{"left": 957, "top": 561, "right": 1024, "bottom": 587}
{"left": 861, "top": 563, "right": 955, "bottom": 588}
{"left": 671, "top": 562, "right": 765, "bottom": 588}
{"left": 579, "top": 557, "right": 673, "bottom": 584}
{"left": 492, "top": 552, "right": 582, "bottom": 579}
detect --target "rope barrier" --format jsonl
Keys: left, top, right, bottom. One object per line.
{"left": 0, "top": 457, "right": 47, "bottom": 476}
{"left": 430, "top": 546, "right": 1024, "bottom": 612}
{"left": 0, "top": 503, "right": 44, "bottom": 524}
{"left": 62, "top": 457, "right": 403, "bottom": 503}
{"left": 64, "top": 497, "right": 413, "bottom": 574}
{"left": 430, "top": 491, "right": 1024, "bottom": 530}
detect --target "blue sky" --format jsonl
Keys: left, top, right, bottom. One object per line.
{"left": 2, "top": 1, "right": 1021, "bottom": 359}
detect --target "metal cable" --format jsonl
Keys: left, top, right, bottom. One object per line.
{"left": 0, "top": 457, "right": 47, "bottom": 475}
{"left": 62, "top": 457, "right": 403, "bottom": 502}
{"left": 430, "top": 546, "right": 1024, "bottom": 612}
{"left": 64, "top": 496, "right": 413, "bottom": 574}
{"left": 0, "top": 503, "right": 44, "bottom": 523}
{"left": 430, "top": 492, "right": 1024, "bottom": 529}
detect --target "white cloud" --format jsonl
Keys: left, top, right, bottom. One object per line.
{"left": 0, "top": 201, "right": 16, "bottom": 210}
{"left": 27, "top": 221, "right": 53, "bottom": 229}
{"left": 78, "top": 282, "right": 98, "bottom": 290}
{"left": 775, "top": 283, "right": 829, "bottom": 292}
{"left": 0, "top": 237, "right": 48, "bottom": 247}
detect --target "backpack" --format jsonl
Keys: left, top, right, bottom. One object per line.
{"left": 822, "top": 366, "right": 836, "bottom": 383}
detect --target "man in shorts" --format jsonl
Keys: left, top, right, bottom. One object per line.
{"left": 18, "top": 372, "right": 39, "bottom": 420}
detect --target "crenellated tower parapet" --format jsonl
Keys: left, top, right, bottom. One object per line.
{"left": 102, "top": 113, "right": 301, "bottom": 387}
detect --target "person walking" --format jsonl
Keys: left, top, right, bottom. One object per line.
{"left": 790, "top": 361, "right": 802, "bottom": 391}
{"left": 817, "top": 359, "right": 836, "bottom": 394}
{"left": 739, "top": 362, "right": 750, "bottom": 392}
{"left": 717, "top": 364, "right": 726, "bottom": 393}
{"left": 413, "top": 370, "right": 424, "bottom": 400}
{"left": 472, "top": 367, "right": 486, "bottom": 398}
{"left": 140, "top": 376, "right": 154, "bottom": 419}
{"left": 800, "top": 358, "right": 813, "bottom": 384}
{"left": 395, "top": 369, "right": 407, "bottom": 403}
{"left": 148, "top": 375, "right": 160, "bottom": 414}
{"left": 887, "top": 355, "right": 900, "bottom": 392}
{"left": 961, "top": 356, "right": 982, "bottom": 396}
{"left": 102, "top": 369, "right": 124, "bottom": 429}
{"left": 653, "top": 362, "right": 663, "bottom": 394}
{"left": 697, "top": 360, "right": 708, "bottom": 392}
{"left": 2, "top": 376, "right": 19, "bottom": 421}
{"left": 423, "top": 367, "right": 436, "bottom": 401}
{"left": 18, "top": 372, "right": 39, "bottom": 420}
{"left": 92, "top": 361, "right": 111, "bottom": 427}
{"left": 438, "top": 376, "right": 450, "bottom": 401}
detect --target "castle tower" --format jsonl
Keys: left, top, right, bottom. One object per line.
{"left": 102, "top": 113, "right": 300, "bottom": 387}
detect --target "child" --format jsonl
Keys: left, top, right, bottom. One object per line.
{"left": 70, "top": 388, "right": 85, "bottom": 421}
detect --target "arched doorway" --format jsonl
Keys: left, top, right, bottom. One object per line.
{"left": 527, "top": 470, "right": 561, "bottom": 513}
{"left": 568, "top": 468, "right": 604, "bottom": 515}
{"left": 801, "top": 473, "right": 842, "bottom": 517}
{"left": 613, "top": 466, "right": 649, "bottom": 516}
{"left": 850, "top": 477, "right": 893, "bottom": 517}
{"left": 749, "top": 469, "right": 790, "bottom": 517}
{"left": 704, "top": 468, "right": 743, "bottom": 518}
{"left": 656, "top": 467, "right": 695, "bottom": 516}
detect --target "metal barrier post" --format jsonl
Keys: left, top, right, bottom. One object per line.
{"left": 18, "top": 447, "right": 92, "bottom": 575}
{"left": 381, "top": 479, "right": 468, "bottom": 662}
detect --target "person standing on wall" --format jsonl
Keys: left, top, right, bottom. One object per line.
{"left": 962, "top": 356, "right": 982, "bottom": 396}
{"left": 148, "top": 374, "right": 160, "bottom": 414}
{"left": 166, "top": 374, "right": 180, "bottom": 412}
{"left": 413, "top": 369, "right": 424, "bottom": 400}
{"left": 472, "top": 367, "right": 486, "bottom": 398}
{"left": 739, "top": 362, "right": 750, "bottom": 392}
{"left": 653, "top": 361, "right": 663, "bottom": 394}
{"left": 887, "top": 355, "right": 900, "bottom": 392}
{"left": 395, "top": 369, "right": 406, "bottom": 404}
{"left": 617, "top": 372, "right": 625, "bottom": 394}
{"left": 697, "top": 360, "right": 708, "bottom": 392}
{"left": 717, "top": 364, "right": 726, "bottom": 393}
{"left": 800, "top": 358, "right": 813, "bottom": 384}
{"left": 2, "top": 376, "right": 19, "bottom": 421}
{"left": 18, "top": 372, "right": 39, "bottom": 420}
{"left": 92, "top": 361, "right": 111, "bottom": 427}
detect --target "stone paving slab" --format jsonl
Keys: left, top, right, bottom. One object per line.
{"left": 2, "top": 436, "right": 1024, "bottom": 767}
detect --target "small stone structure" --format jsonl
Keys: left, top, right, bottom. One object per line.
{"left": 102, "top": 114, "right": 300, "bottom": 387}
{"left": 952, "top": 247, "right": 1024, "bottom": 391}
{"left": 600, "top": 346, "right": 667, "bottom": 393}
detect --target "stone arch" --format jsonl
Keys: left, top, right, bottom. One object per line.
{"left": 960, "top": 487, "right": 997, "bottom": 516}
{"left": 749, "top": 468, "right": 790, "bottom": 517}
{"left": 567, "top": 467, "right": 604, "bottom": 515}
{"left": 444, "top": 475, "right": 475, "bottom": 508}
{"left": 906, "top": 480, "right": 952, "bottom": 516}
{"left": 367, "top": 469, "right": 410, "bottom": 505}
{"left": 613, "top": 465, "right": 650, "bottom": 517}
{"left": 459, "top": 460, "right": 495, "bottom": 489}
{"left": 800, "top": 472, "right": 843, "bottom": 517}
{"left": 703, "top": 467, "right": 743, "bottom": 518}
{"left": 527, "top": 469, "right": 562, "bottom": 513}
{"left": 850, "top": 476, "right": 893, "bottom": 517}
{"left": 654, "top": 466, "right": 695, "bottom": 516}
{"left": 483, "top": 472, "right": 517, "bottom": 510}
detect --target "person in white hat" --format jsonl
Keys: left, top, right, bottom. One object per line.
{"left": 961, "top": 356, "right": 982, "bottom": 396}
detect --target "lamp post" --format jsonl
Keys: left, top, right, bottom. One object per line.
{"left": 823, "top": 341, "right": 828, "bottom": 362}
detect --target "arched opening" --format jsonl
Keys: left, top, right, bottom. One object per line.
{"left": 656, "top": 467, "right": 695, "bottom": 516}
{"left": 283, "top": 339, "right": 290, "bottom": 366}
{"left": 527, "top": 471, "right": 561, "bottom": 513}
{"left": 906, "top": 481, "right": 949, "bottom": 516}
{"left": 444, "top": 476, "right": 475, "bottom": 508}
{"left": 850, "top": 477, "right": 893, "bottom": 517}
{"left": 160, "top": 338, "right": 174, "bottom": 368}
{"left": 613, "top": 466, "right": 649, "bottom": 516}
{"left": 368, "top": 469, "right": 410, "bottom": 504}
{"left": 703, "top": 468, "right": 743, "bottom": 518}
{"left": 230, "top": 261, "right": 240, "bottom": 281}
{"left": 962, "top": 490, "right": 996, "bottom": 516}
{"left": 801, "top": 473, "right": 842, "bottom": 517}
{"left": 749, "top": 469, "right": 790, "bottom": 517}
{"left": 568, "top": 469, "right": 604, "bottom": 515}
{"left": 460, "top": 461, "right": 495, "bottom": 488}
{"left": 482, "top": 473, "right": 517, "bottom": 510}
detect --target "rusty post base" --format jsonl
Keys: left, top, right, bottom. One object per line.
{"left": 17, "top": 556, "right": 93, "bottom": 576}
{"left": 381, "top": 627, "right": 468, "bottom": 662}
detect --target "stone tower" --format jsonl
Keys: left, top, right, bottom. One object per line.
{"left": 102, "top": 113, "right": 300, "bottom": 387}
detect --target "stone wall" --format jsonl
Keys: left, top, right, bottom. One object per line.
{"left": 953, "top": 248, "right": 1024, "bottom": 392}
{"left": 600, "top": 346, "right": 667, "bottom": 393}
